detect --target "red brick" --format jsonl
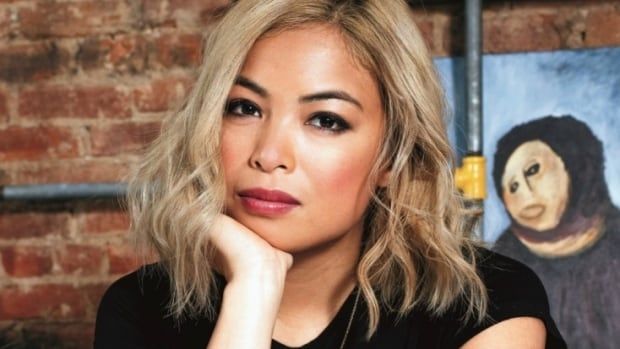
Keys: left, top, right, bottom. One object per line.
{"left": 133, "top": 76, "right": 193, "bottom": 112}
{"left": 0, "top": 126, "right": 79, "bottom": 161}
{"left": 0, "top": 88, "right": 7, "bottom": 123}
{"left": 0, "top": 42, "right": 69, "bottom": 83}
{"left": 18, "top": 86, "right": 72, "bottom": 119}
{"left": 18, "top": 1, "right": 135, "bottom": 39}
{"left": 23, "top": 322, "right": 93, "bottom": 349}
{"left": 585, "top": 6, "right": 620, "bottom": 46}
{"left": 57, "top": 244, "right": 105, "bottom": 275}
{"left": 169, "top": 0, "right": 230, "bottom": 13}
{"left": 0, "top": 284, "right": 86, "bottom": 320}
{"left": 0, "top": 324, "right": 64, "bottom": 347}
{"left": 149, "top": 33, "right": 203, "bottom": 69}
{"left": 483, "top": 12, "right": 562, "bottom": 53}
{"left": 141, "top": 0, "right": 175, "bottom": 27}
{"left": 144, "top": 0, "right": 229, "bottom": 27}
{"left": 77, "top": 34, "right": 147, "bottom": 73}
{"left": 107, "top": 243, "right": 140, "bottom": 275}
{"left": 1, "top": 245, "right": 53, "bottom": 277}
{"left": 0, "top": 6, "right": 13, "bottom": 39}
{"left": 90, "top": 121, "right": 161, "bottom": 156}
{"left": 84, "top": 211, "right": 129, "bottom": 235}
{"left": 0, "top": 212, "right": 70, "bottom": 240}
{"left": 13, "top": 160, "right": 131, "bottom": 185}
{"left": 74, "top": 86, "right": 132, "bottom": 119}
{"left": 76, "top": 38, "right": 106, "bottom": 70}
{"left": 19, "top": 85, "right": 131, "bottom": 120}
{"left": 550, "top": 8, "right": 587, "bottom": 49}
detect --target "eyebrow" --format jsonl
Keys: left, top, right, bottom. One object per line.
{"left": 300, "top": 91, "right": 363, "bottom": 111}
{"left": 234, "top": 75, "right": 364, "bottom": 111}
{"left": 235, "top": 76, "right": 268, "bottom": 97}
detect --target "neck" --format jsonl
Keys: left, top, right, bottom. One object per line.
{"left": 513, "top": 213, "right": 605, "bottom": 258}
{"left": 273, "top": 224, "right": 362, "bottom": 346}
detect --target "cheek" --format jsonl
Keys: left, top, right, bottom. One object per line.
{"left": 305, "top": 146, "right": 376, "bottom": 208}
{"left": 221, "top": 145, "right": 238, "bottom": 175}
{"left": 221, "top": 128, "right": 250, "bottom": 177}
{"left": 532, "top": 169, "right": 563, "bottom": 202}
{"left": 220, "top": 132, "right": 252, "bottom": 202}
{"left": 537, "top": 169, "right": 570, "bottom": 215}
{"left": 503, "top": 191, "right": 521, "bottom": 218}
{"left": 326, "top": 160, "right": 363, "bottom": 188}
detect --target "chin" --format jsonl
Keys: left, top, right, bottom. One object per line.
{"left": 248, "top": 225, "right": 302, "bottom": 251}
{"left": 259, "top": 228, "right": 345, "bottom": 256}
{"left": 515, "top": 214, "right": 558, "bottom": 231}
{"left": 526, "top": 220, "right": 560, "bottom": 232}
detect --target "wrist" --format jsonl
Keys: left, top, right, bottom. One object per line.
{"left": 209, "top": 271, "right": 284, "bottom": 349}
{"left": 225, "top": 271, "right": 286, "bottom": 303}
{"left": 229, "top": 258, "right": 289, "bottom": 285}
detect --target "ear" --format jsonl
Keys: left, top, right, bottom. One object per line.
{"left": 376, "top": 167, "right": 392, "bottom": 188}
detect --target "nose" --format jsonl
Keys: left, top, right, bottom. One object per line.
{"left": 249, "top": 118, "right": 295, "bottom": 173}
{"left": 523, "top": 174, "right": 534, "bottom": 192}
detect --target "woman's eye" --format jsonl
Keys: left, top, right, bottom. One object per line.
{"left": 524, "top": 163, "right": 540, "bottom": 177}
{"left": 225, "top": 99, "right": 261, "bottom": 117}
{"left": 306, "top": 112, "right": 350, "bottom": 133}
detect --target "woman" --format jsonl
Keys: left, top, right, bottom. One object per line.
{"left": 493, "top": 115, "right": 620, "bottom": 348}
{"left": 95, "top": 0, "right": 565, "bottom": 348}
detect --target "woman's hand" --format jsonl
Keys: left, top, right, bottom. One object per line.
{"left": 209, "top": 214, "right": 293, "bottom": 284}
{"left": 206, "top": 214, "right": 293, "bottom": 349}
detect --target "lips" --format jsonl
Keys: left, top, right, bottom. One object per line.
{"left": 237, "top": 188, "right": 300, "bottom": 216}
{"left": 519, "top": 204, "right": 546, "bottom": 219}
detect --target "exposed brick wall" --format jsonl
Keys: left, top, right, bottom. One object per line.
{"left": 0, "top": 0, "right": 618, "bottom": 347}
{"left": 411, "top": 0, "right": 620, "bottom": 55}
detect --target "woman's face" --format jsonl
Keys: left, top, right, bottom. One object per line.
{"left": 501, "top": 140, "right": 570, "bottom": 231}
{"left": 221, "top": 25, "right": 389, "bottom": 253}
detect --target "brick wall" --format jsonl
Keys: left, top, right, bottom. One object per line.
{"left": 0, "top": 0, "right": 618, "bottom": 347}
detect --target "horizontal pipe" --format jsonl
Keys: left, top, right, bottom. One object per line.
{"left": 1, "top": 183, "right": 127, "bottom": 201}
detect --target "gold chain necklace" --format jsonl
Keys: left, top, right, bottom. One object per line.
{"left": 338, "top": 287, "right": 361, "bottom": 349}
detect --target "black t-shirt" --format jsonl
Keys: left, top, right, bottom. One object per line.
{"left": 94, "top": 249, "right": 566, "bottom": 348}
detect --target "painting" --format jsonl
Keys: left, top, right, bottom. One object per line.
{"left": 435, "top": 47, "right": 620, "bottom": 348}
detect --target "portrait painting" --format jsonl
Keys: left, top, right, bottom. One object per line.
{"left": 436, "top": 46, "right": 620, "bottom": 348}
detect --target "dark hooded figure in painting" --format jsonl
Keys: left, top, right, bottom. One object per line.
{"left": 493, "top": 115, "right": 620, "bottom": 348}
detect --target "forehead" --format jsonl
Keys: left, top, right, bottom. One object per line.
{"left": 238, "top": 24, "right": 379, "bottom": 100}
{"left": 502, "top": 140, "right": 560, "bottom": 180}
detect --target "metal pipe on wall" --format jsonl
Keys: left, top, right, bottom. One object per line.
{"left": 466, "top": 0, "right": 483, "bottom": 155}
{"left": 465, "top": 0, "right": 485, "bottom": 238}
{"left": 1, "top": 183, "right": 126, "bottom": 201}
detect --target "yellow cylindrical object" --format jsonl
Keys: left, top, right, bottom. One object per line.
{"left": 455, "top": 155, "right": 486, "bottom": 200}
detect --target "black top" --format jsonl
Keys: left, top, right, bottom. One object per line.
{"left": 94, "top": 249, "right": 566, "bottom": 348}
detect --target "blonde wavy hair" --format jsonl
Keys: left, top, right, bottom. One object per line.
{"left": 127, "top": 0, "right": 487, "bottom": 339}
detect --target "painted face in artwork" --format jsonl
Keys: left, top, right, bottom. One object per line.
{"left": 501, "top": 140, "right": 571, "bottom": 231}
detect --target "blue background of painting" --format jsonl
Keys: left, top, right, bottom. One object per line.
{"left": 434, "top": 47, "right": 620, "bottom": 242}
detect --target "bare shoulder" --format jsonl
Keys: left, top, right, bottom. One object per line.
{"left": 460, "top": 316, "right": 546, "bottom": 349}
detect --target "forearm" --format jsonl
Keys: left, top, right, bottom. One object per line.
{"left": 206, "top": 276, "right": 284, "bottom": 349}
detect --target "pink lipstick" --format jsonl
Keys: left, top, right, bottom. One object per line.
{"left": 237, "top": 188, "right": 300, "bottom": 216}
